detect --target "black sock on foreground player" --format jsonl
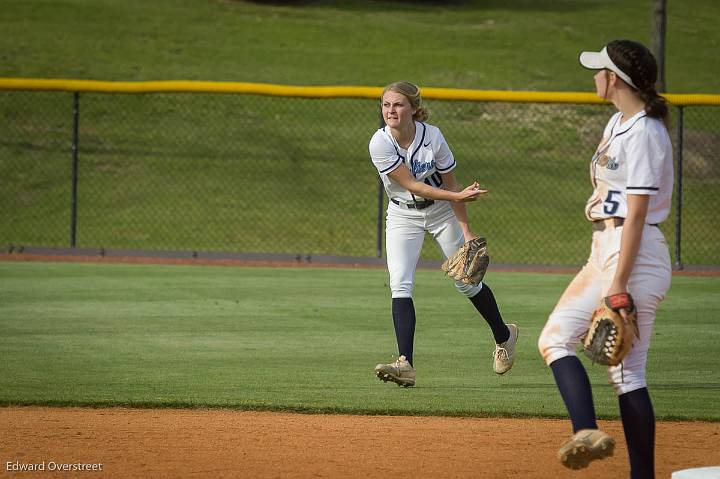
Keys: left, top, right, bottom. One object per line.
{"left": 469, "top": 285, "right": 510, "bottom": 344}
{"left": 392, "top": 297, "right": 416, "bottom": 366}
{"left": 619, "top": 388, "right": 655, "bottom": 479}
{"left": 550, "top": 356, "right": 598, "bottom": 432}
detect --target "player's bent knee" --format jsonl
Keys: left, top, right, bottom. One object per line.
{"left": 609, "top": 372, "right": 647, "bottom": 395}
{"left": 390, "top": 284, "right": 414, "bottom": 299}
{"left": 608, "top": 358, "right": 648, "bottom": 395}
{"left": 455, "top": 281, "right": 482, "bottom": 298}
{"left": 538, "top": 318, "right": 575, "bottom": 366}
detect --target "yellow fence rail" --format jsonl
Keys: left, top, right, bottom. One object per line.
{"left": 1, "top": 78, "right": 719, "bottom": 106}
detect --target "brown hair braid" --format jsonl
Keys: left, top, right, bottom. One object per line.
{"left": 607, "top": 40, "right": 668, "bottom": 120}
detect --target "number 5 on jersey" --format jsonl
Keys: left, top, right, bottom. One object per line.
{"left": 604, "top": 190, "right": 621, "bottom": 215}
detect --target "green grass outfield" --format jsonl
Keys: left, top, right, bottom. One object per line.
{"left": 1, "top": 261, "right": 718, "bottom": 421}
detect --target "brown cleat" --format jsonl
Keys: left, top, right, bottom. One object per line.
{"left": 558, "top": 428, "right": 615, "bottom": 469}
{"left": 374, "top": 355, "right": 416, "bottom": 387}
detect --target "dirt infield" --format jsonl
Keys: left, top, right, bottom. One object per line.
{"left": 1, "top": 408, "right": 718, "bottom": 478}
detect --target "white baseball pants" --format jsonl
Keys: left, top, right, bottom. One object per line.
{"left": 385, "top": 201, "right": 483, "bottom": 299}
{"left": 538, "top": 222, "right": 672, "bottom": 395}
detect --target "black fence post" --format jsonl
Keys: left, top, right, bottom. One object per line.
{"left": 674, "top": 105, "right": 684, "bottom": 270}
{"left": 70, "top": 92, "right": 80, "bottom": 248}
{"left": 376, "top": 108, "right": 386, "bottom": 258}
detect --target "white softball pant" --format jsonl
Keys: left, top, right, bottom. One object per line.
{"left": 538, "top": 222, "right": 671, "bottom": 395}
{"left": 385, "top": 201, "right": 483, "bottom": 299}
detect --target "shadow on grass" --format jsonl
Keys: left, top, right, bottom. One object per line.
{"left": 242, "top": 0, "right": 600, "bottom": 12}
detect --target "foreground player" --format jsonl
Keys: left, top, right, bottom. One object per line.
{"left": 538, "top": 40, "right": 673, "bottom": 477}
{"left": 369, "top": 81, "right": 518, "bottom": 387}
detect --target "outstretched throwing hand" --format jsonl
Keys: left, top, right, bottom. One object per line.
{"left": 457, "top": 181, "right": 487, "bottom": 202}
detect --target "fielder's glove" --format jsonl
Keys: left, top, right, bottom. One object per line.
{"left": 441, "top": 236, "right": 489, "bottom": 286}
{"left": 583, "top": 292, "right": 640, "bottom": 366}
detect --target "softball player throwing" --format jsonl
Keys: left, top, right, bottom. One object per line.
{"left": 538, "top": 40, "right": 673, "bottom": 476}
{"left": 369, "top": 81, "right": 518, "bottom": 388}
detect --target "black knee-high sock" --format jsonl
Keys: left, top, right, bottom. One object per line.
{"left": 550, "top": 356, "right": 598, "bottom": 433}
{"left": 392, "top": 297, "right": 416, "bottom": 366}
{"left": 469, "top": 284, "right": 510, "bottom": 344}
{"left": 619, "top": 388, "right": 655, "bottom": 479}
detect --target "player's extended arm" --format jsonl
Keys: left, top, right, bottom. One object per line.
{"left": 441, "top": 171, "right": 476, "bottom": 242}
{"left": 607, "top": 194, "right": 650, "bottom": 316}
{"left": 387, "top": 164, "right": 486, "bottom": 202}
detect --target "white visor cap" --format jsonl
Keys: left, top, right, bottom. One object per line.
{"left": 579, "top": 46, "right": 637, "bottom": 89}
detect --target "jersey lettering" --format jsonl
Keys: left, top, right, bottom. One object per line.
{"left": 603, "top": 190, "right": 621, "bottom": 215}
{"left": 412, "top": 159, "right": 436, "bottom": 176}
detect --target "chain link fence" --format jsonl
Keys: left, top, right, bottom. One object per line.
{"left": 1, "top": 84, "right": 718, "bottom": 267}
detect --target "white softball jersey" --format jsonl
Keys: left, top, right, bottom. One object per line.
{"left": 585, "top": 111, "right": 673, "bottom": 225}
{"left": 369, "top": 122, "right": 481, "bottom": 299}
{"left": 369, "top": 122, "right": 456, "bottom": 203}
{"left": 539, "top": 110, "right": 674, "bottom": 395}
